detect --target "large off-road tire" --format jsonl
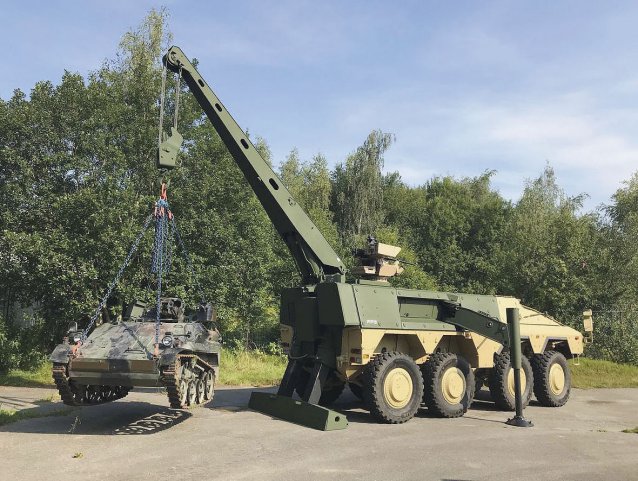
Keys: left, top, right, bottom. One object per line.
{"left": 531, "top": 350, "right": 571, "bottom": 407}
{"left": 362, "top": 351, "right": 424, "bottom": 424}
{"left": 294, "top": 368, "right": 346, "bottom": 406}
{"left": 422, "top": 352, "right": 475, "bottom": 418}
{"left": 488, "top": 351, "right": 534, "bottom": 411}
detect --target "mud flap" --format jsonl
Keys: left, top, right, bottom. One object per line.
{"left": 248, "top": 392, "right": 348, "bottom": 431}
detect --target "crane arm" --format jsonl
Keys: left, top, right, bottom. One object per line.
{"left": 161, "top": 46, "right": 345, "bottom": 284}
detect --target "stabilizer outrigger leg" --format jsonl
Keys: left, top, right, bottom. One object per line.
{"left": 248, "top": 359, "right": 348, "bottom": 431}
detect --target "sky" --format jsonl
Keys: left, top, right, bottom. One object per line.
{"left": 2, "top": 0, "right": 638, "bottom": 211}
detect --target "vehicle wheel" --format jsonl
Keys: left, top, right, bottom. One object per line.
{"left": 422, "top": 352, "right": 475, "bottom": 418}
{"left": 488, "top": 351, "right": 533, "bottom": 411}
{"left": 294, "top": 368, "right": 345, "bottom": 406}
{"left": 187, "top": 380, "right": 197, "bottom": 406}
{"left": 195, "top": 378, "right": 206, "bottom": 405}
{"left": 362, "top": 351, "right": 424, "bottom": 424}
{"left": 178, "top": 379, "right": 189, "bottom": 407}
{"left": 349, "top": 382, "right": 363, "bottom": 401}
{"left": 203, "top": 370, "right": 215, "bottom": 401}
{"left": 531, "top": 350, "right": 571, "bottom": 407}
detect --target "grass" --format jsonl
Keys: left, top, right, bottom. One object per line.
{"left": 219, "top": 350, "right": 287, "bottom": 386}
{"left": 0, "top": 349, "right": 288, "bottom": 389}
{"left": 569, "top": 358, "right": 638, "bottom": 389}
{"left": 0, "top": 362, "right": 54, "bottom": 388}
{"left": 2, "top": 354, "right": 636, "bottom": 390}
{"left": 622, "top": 427, "right": 638, "bottom": 434}
{"left": 0, "top": 407, "right": 73, "bottom": 426}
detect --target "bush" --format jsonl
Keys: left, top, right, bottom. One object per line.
{"left": 585, "top": 308, "right": 638, "bottom": 366}
{"left": 0, "top": 315, "right": 49, "bottom": 373}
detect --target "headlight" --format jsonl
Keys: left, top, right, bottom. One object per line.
{"left": 161, "top": 335, "right": 174, "bottom": 347}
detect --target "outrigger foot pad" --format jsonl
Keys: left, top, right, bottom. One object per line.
{"left": 506, "top": 415, "right": 534, "bottom": 427}
{"left": 248, "top": 392, "right": 348, "bottom": 431}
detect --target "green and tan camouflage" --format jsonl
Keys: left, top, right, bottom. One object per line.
{"left": 159, "top": 46, "right": 593, "bottom": 429}
{"left": 50, "top": 298, "right": 221, "bottom": 408}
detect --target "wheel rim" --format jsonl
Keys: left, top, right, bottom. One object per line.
{"left": 196, "top": 379, "right": 205, "bottom": 404}
{"left": 549, "top": 363, "right": 565, "bottom": 395}
{"left": 187, "top": 381, "right": 197, "bottom": 405}
{"left": 383, "top": 367, "right": 413, "bottom": 409}
{"left": 441, "top": 367, "right": 466, "bottom": 404}
{"left": 179, "top": 379, "right": 188, "bottom": 406}
{"left": 204, "top": 371, "right": 214, "bottom": 400}
{"left": 507, "top": 368, "right": 527, "bottom": 397}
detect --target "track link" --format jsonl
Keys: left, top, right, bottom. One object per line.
{"left": 161, "top": 354, "right": 215, "bottom": 409}
{"left": 52, "top": 363, "right": 130, "bottom": 407}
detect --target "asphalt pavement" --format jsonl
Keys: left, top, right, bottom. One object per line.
{"left": 1, "top": 384, "right": 637, "bottom": 481}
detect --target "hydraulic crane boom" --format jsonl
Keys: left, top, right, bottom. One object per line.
{"left": 159, "top": 46, "right": 541, "bottom": 431}
{"left": 161, "top": 46, "right": 345, "bottom": 285}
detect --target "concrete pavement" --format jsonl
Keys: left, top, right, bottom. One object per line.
{"left": 1, "top": 385, "right": 637, "bottom": 481}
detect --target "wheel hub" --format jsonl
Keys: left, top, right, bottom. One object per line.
{"left": 441, "top": 367, "right": 466, "bottom": 404}
{"left": 549, "top": 363, "right": 565, "bottom": 395}
{"left": 383, "top": 367, "right": 413, "bottom": 409}
{"left": 507, "top": 368, "right": 527, "bottom": 397}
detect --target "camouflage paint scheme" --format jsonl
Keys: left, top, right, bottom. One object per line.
{"left": 50, "top": 299, "right": 220, "bottom": 406}
{"left": 279, "top": 286, "right": 586, "bottom": 379}
{"left": 50, "top": 317, "right": 220, "bottom": 386}
{"left": 159, "top": 46, "right": 591, "bottom": 428}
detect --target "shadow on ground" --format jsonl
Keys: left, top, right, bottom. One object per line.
{"left": 0, "top": 385, "right": 511, "bottom": 433}
{"left": 0, "top": 387, "right": 260, "bottom": 436}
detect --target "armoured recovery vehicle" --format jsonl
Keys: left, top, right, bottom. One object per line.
{"left": 51, "top": 295, "right": 220, "bottom": 408}
{"left": 157, "top": 46, "right": 593, "bottom": 429}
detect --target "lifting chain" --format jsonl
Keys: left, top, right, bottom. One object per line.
{"left": 152, "top": 182, "right": 174, "bottom": 356}
{"left": 79, "top": 187, "right": 205, "bottom": 351}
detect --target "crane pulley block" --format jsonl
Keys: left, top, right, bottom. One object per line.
{"left": 157, "top": 127, "right": 183, "bottom": 169}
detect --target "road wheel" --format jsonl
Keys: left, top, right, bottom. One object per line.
{"left": 178, "top": 379, "right": 189, "bottom": 407}
{"left": 195, "top": 378, "right": 206, "bottom": 405}
{"left": 362, "top": 351, "right": 424, "bottom": 424}
{"left": 187, "top": 380, "right": 197, "bottom": 406}
{"left": 203, "top": 370, "right": 215, "bottom": 401}
{"left": 422, "top": 352, "right": 475, "bottom": 418}
{"left": 349, "top": 382, "right": 363, "bottom": 400}
{"left": 531, "top": 350, "right": 571, "bottom": 407}
{"left": 488, "top": 351, "right": 533, "bottom": 411}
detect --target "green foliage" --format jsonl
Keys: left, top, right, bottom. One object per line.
{"left": 0, "top": 407, "right": 73, "bottom": 427}
{"left": 0, "top": 361, "right": 54, "bottom": 387}
{"left": 219, "top": 349, "right": 287, "bottom": 386}
{"left": 2, "top": 10, "right": 638, "bottom": 372}
{"left": 332, "top": 130, "right": 394, "bottom": 244}
{"left": 0, "top": 314, "right": 49, "bottom": 372}
{"left": 569, "top": 357, "right": 638, "bottom": 389}
{"left": 384, "top": 170, "right": 510, "bottom": 293}
{"left": 496, "top": 166, "right": 601, "bottom": 319}
{"left": 585, "top": 309, "right": 638, "bottom": 365}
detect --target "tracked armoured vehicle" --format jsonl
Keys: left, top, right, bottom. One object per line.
{"left": 51, "top": 297, "right": 220, "bottom": 408}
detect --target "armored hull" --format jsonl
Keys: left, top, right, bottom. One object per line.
{"left": 280, "top": 283, "right": 590, "bottom": 421}
{"left": 50, "top": 298, "right": 221, "bottom": 408}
